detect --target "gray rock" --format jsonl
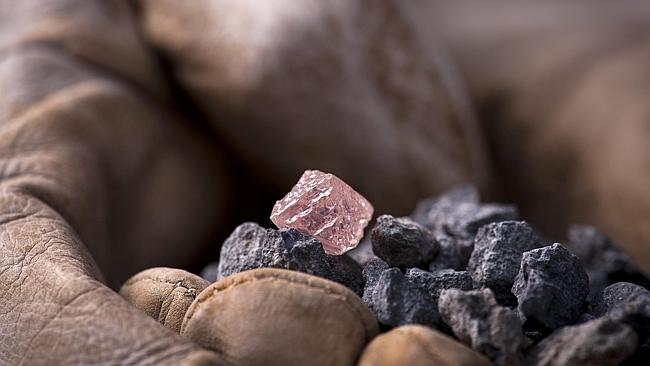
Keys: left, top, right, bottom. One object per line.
{"left": 412, "top": 185, "right": 518, "bottom": 265}
{"left": 589, "top": 282, "right": 650, "bottom": 340}
{"left": 217, "top": 222, "right": 289, "bottom": 279}
{"left": 513, "top": 243, "right": 589, "bottom": 330}
{"left": 362, "top": 257, "right": 390, "bottom": 299}
{"left": 200, "top": 261, "right": 219, "bottom": 282}
{"left": 438, "top": 288, "right": 525, "bottom": 366}
{"left": 284, "top": 229, "right": 364, "bottom": 295}
{"left": 406, "top": 268, "right": 473, "bottom": 304}
{"left": 371, "top": 215, "right": 438, "bottom": 267}
{"left": 567, "top": 225, "right": 650, "bottom": 297}
{"left": 468, "top": 221, "right": 543, "bottom": 305}
{"left": 529, "top": 317, "right": 638, "bottom": 366}
{"left": 427, "top": 234, "right": 465, "bottom": 272}
{"left": 590, "top": 282, "right": 650, "bottom": 317}
{"left": 363, "top": 267, "right": 439, "bottom": 328}
{"left": 217, "top": 222, "right": 364, "bottom": 295}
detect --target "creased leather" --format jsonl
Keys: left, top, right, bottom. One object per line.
{"left": 358, "top": 325, "right": 493, "bottom": 366}
{"left": 0, "top": 0, "right": 228, "bottom": 364}
{"left": 181, "top": 268, "right": 379, "bottom": 366}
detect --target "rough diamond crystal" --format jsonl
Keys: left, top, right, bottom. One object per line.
{"left": 270, "top": 170, "right": 374, "bottom": 255}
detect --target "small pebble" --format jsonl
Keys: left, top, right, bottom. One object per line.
{"left": 438, "top": 288, "right": 525, "bottom": 366}
{"left": 567, "top": 225, "right": 650, "bottom": 296}
{"left": 427, "top": 234, "right": 465, "bottom": 272}
{"left": 589, "top": 282, "right": 650, "bottom": 340}
{"left": 406, "top": 268, "right": 473, "bottom": 304}
{"left": 371, "top": 215, "right": 439, "bottom": 268}
{"left": 468, "top": 221, "right": 543, "bottom": 305}
{"left": 528, "top": 317, "right": 638, "bottom": 366}
{"left": 412, "top": 185, "right": 518, "bottom": 265}
{"left": 217, "top": 222, "right": 364, "bottom": 295}
{"left": 363, "top": 267, "right": 439, "bottom": 328}
{"left": 512, "top": 243, "right": 589, "bottom": 330}
{"left": 362, "top": 257, "right": 390, "bottom": 296}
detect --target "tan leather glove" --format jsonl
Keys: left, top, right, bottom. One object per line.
{"left": 422, "top": 0, "right": 650, "bottom": 274}
{"left": 0, "top": 0, "right": 229, "bottom": 364}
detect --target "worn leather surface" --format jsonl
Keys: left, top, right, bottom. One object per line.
{"left": 120, "top": 268, "right": 210, "bottom": 333}
{"left": 0, "top": 0, "right": 229, "bottom": 364}
{"left": 358, "top": 325, "right": 493, "bottom": 366}
{"left": 181, "top": 268, "right": 379, "bottom": 366}
{"left": 420, "top": 0, "right": 650, "bottom": 274}
{"left": 135, "top": 0, "right": 493, "bottom": 215}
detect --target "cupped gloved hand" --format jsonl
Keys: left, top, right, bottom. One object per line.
{"left": 1, "top": 0, "right": 488, "bottom": 364}
{"left": 0, "top": 0, "right": 230, "bottom": 364}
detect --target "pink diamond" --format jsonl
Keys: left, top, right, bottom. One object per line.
{"left": 270, "top": 170, "right": 374, "bottom": 255}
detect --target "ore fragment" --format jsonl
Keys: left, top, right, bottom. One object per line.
{"left": 427, "top": 234, "right": 465, "bottom": 272}
{"left": 438, "top": 288, "right": 525, "bottom": 366}
{"left": 270, "top": 170, "right": 374, "bottom": 255}
{"left": 412, "top": 185, "right": 518, "bottom": 265}
{"left": 361, "top": 257, "right": 389, "bottom": 298}
{"left": 363, "top": 267, "right": 439, "bottom": 328}
{"left": 467, "top": 221, "right": 543, "bottom": 305}
{"left": 588, "top": 282, "right": 650, "bottom": 340}
{"left": 405, "top": 268, "right": 473, "bottom": 304}
{"left": 217, "top": 222, "right": 363, "bottom": 294}
{"left": 528, "top": 317, "right": 638, "bottom": 366}
{"left": 371, "top": 215, "right": 438, "bottom": 268}
{"left": 217, "top": 222, "right": 289, "bottom": 279}
{"left": 567, "top": 225, "right": 650, "bottom": 296}
{"left": 512, "top": 243, "right": 589, "bottom": 330}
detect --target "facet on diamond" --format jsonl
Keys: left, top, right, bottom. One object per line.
{"left": 270, "top": 170, "right": 374, "bottom": 255}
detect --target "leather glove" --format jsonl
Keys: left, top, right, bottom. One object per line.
{"left": 0, "top": 0, "right": 229, "bottom": 364}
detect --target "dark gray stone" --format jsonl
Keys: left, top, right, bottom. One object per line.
{"left": 200, "top": 261, "right": 219, "bottom": 282}
{"left": 427, "top": 234, "right": 465, "bottom": 272}
{"left": 589, "top": 282, "right": 650, "bottom": 340}
{"left": 371, "top": 215, "right": 438, "bottom": 268}
{"left": 567, "top": 225, "right": 650, "bottom": 297}
{"left": 529, "top": 317, "right": 638, "bottom": 366}
{"left": 438, "top": 288, "right": 525, "bottom": 366}
{"left": 217, "top": 222, "right": 289, "bottom": 279}
{"left": 284, "top": 229, "right": 364, "bottom": 295}
{"left": 411, "top": 185, "right": 518, "bottom": 265}
{"left": 468, "top": 221, "right": 543, "bottom": 305}
{"left": 513, "top": 243, "right": 589, "bottom": 330}
{"left": 590, "top": 282, "right": 650, "bottom": 317}
{"left": 406, "top": 268, "right": 473, "bottom": 304}
{"left": 363, "top": 267, "right": 439, "bottom": 328}
{"left": 217, "top": 222, "right": 364, "bottom": 295}
{"left": 362, "top": 257, "right": 389, "bottom": 299}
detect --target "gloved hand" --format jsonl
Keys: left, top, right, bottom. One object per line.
{"left": 0, "top": 0, "right": 486, "bottom": 364}
{"left": 0, "top": 0, "right": 229, "bottom": 364}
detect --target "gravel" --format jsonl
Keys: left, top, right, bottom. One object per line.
{"left": 438, "top": 288, "right": 525, "bottom": 366}
{"left": 512, "top": 243, "right": 589, "bottom": 330}
{"left": 468, "top": 221, "right": 543, "bottom": 305}
{"left": 371, "top": 215, "right": 438, "bottom": 268}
